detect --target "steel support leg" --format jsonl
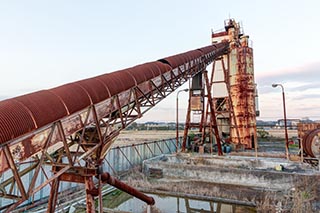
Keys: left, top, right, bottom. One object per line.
{"left": 47, "top": 178, "right": 60, "bottom": 213}
{"left": 85, "top": 177, "right": 96, "bottom": 213}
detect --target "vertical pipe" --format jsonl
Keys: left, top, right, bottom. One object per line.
{"left": 98, "top": 175, "right": 103, "bottom": 213}
{"left": 300, "top": 138, "right": 304, "bottom": 162}
{"left": 272, "top": 84, "right": 290, "bottom": 160}
{"left": 282, "top": 90, "right": 290, "bottom": 160}
{"left": 176, "top": 93, "right": 179, "bottom": 152}
{"left": 177, "top": 89, "right": 188, "bottom": 152}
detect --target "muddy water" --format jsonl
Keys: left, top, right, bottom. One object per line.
{"left": 103, "top": 189, "right": 256, "bottom": 213}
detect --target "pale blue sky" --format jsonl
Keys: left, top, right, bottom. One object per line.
{"left": 1, "top": 1, "right": 320, "bottom": 121}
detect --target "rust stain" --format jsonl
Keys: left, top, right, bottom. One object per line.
{"left": 298, "top": 123, "right": 320, "bottom": 157}
{"left": 229, "top": 45, "right": 257, "bottom": 149}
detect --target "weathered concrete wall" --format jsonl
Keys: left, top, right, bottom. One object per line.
{"left": 143, "top": 154, "right": 319, "bottom": 190}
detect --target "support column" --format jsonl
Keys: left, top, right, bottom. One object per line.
{"left": 85, "top": 177, "right": 96, "bottom": 213}
{"left": 47, "top": 178, "right": 60, "bottom": 213}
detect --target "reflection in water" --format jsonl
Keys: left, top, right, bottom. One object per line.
{"left": 103, "top": 190, "right": 256, "bottom": 213}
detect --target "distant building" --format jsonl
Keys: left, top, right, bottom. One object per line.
{"left": 144, "top": 122, "right": 176, "bottom": 130}
{"left": 277, "top": 119, "right": 300, "bottom": 129}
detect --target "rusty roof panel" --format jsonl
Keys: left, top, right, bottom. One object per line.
{"left": 197, "top": 45, "right": 215, "bottom": 55}
{"left": 187, "top": 50, "right": 203, "bottom": 60}
{"left": 96, "top": 71, "right": 136, "bottom": 96}
{"left": 198, "top": 42, "right": 228, "bottom": 55}
{"left": 125, "top": 67, "right": 147, "bottom": 85}
{"left": 50, "top": 83, "right": 91, "bottom": 114}
{"left": 147, "top": 62, "right": 162, "bottom": 76}
{"left": 126, "top": 63, "right": 157, "bottom": 85}
{"left": 0, "top": 99, "right": 36, "bottom": 144}
{"left": 152, "top": 61, "right": 172, "bottom": 74}
{"left": 158, "top": 53, "right": 188, "bottom": 68}
{"left": 76, "top": 78, "right": 110, "bottom": 104}
{"left": 14, "top": 90, "right": 68, "bottom": 127}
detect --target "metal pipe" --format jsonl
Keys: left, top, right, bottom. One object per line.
{"left": 176, "top": 89, "right": 189, "bottom": 152}
{"left": 100, "top": 172, "right": 155, "bottom": 205}
{"left": 272, "top": 83, "right": 289, "bottom": 160}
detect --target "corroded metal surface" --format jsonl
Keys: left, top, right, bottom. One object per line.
{"left": 229, "top": 46, "right": 257, "bottom": 149}
{"left": 76, "top": 78, "right": 110, "bottom": 104}
{"left": 50, "top": 83, "right": 92, "bottom": 114}
{"left": 15, "top": 90, "right": 68, "bottom": 127}
{"left": 298, "top": 123, "right": 320, "bottom": 157}
{"left": 101, "top": 172, "right": 155, "bottom": 205}
{"left": 0, "top": 99, "right": 36, "bottom": 144}
{"left": 0, "top": 40, "right": 229, "bottom": 212}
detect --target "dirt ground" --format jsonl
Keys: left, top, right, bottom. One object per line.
{"left": 266, "top": 129, "right": 298, "bottom": 138}
{"left": 112, "top": 130, "right": 180, "bottom": 147}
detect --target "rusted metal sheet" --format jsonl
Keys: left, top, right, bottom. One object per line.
{"left": 303, "top": 129, "right": 320, "bottom": 158}
{"left": 212, "top": 31, "right": 228, "bottom": 38}
{"left": 137, "top": 81, "right": 151, "bottom": 95}
{"left": 96, "top": 71, "right": 136, "bottom": 96}
{"left": 198, "top": 42, "right": 228, "bottom": 60}
{"left": 125, "top": 64, "right": 152, "bottom": 86}
{"left": 184, "top": 50, "right": 203, "bottom": 61}
{"left": 147, "top": 62, "right": 163, "bottom": 76}
{"left": 15, "top": 90, "right": 68, "bottom": 128}
{"left": 0, "top": 126, "right": 52, "bottom": 174}
{"left": 297, "top": 123, "right": 320, "bottom": 139}
{"left": 0, "top": 99, "right": 36, "bottom": 144}
{"left": 95, "top": 98, "right": 112, "bottom": 121}
{"left": 50, "top": 83, "right": 91, "bottom": 114}
{"left": 61, "top": 112, "right": 85, "bottom": 136}
{"left": 154, "top": 61, "right": 172, "bottom": 74}
{"left": 229, "top": 46, "right": 257, "bottom": 149}
{"left": 76, "top": 78, "right": 110, "bottom": 104}
{"left": 118, "top": 90, "right": 132, "bottom": 107}
{"left": 159, "top": 53, "right": 188, "bottom": 68}
{"left": 190, "top": 96, "right": 202, "bottom": 111}
{"left": 297, "top": 123, "right": 320, "bottom": 157}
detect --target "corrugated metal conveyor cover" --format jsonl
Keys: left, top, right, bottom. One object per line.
{"left": 181, "top": 50, "right": 202, "bottom": 64}
{"left": 158, "top": 52, "right": 188, "bottom": 68}
{"left": 198, "top": 44, "right": 221, "bottom": 55}
{"left": 75, "top": 78, "right": 111, "bottom": 104}
{"left": 50, "top": 83, "right": 92, "bottom": 115}
{"left": 0, "top": 99, "right": 36, "bottom": 144}
{"left": 96, "top": 70, "right": 136, "bottom": 96}
{"left": 187, "top": 50, "right": 203, "bottom": 60}
{"left": 197, "top": 45, "right": 212, "bottom": 54}
{"left": 125, "top": 63, "right": 158, "bottom": 85}
{"left": 152, "top": 61, "right": 172, "bottom": 74}
{"left": 14, "top": 90, "right": 68, "bottom": 128}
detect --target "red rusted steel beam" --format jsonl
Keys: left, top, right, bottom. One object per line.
{"left": 100, "top": 172, "right": 155, "bottom": 205}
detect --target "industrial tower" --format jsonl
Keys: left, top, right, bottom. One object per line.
{"left": 182, "top": 19, "right": 259, "bottom": 154}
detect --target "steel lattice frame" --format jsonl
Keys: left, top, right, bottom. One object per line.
{"left": 0, "top": 43, "right": 228, "bottom": 212}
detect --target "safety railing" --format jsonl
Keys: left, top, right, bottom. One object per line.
{"left": 102, "top": 137, "right": 182, "bottom": 177}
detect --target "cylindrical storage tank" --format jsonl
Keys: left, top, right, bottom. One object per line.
{"left": 229, "top": 46, "right": 257, "bottom": 149}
